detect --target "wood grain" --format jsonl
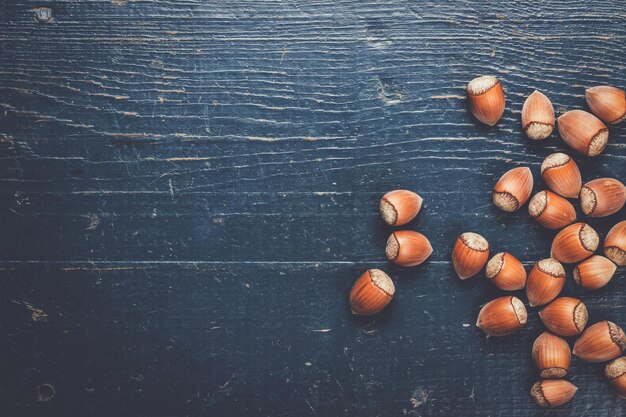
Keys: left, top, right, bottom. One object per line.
{"left": 0, "top": 0, "right": 625, "bottom": 416}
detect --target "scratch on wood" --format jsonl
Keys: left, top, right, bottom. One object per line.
{"left": 157, "top": 89, "right": 186, "bottom": 94}
{"left": 60, "top": 266, "right": 138, "bottom": 271}
{"left": 247, "top": 136, "right": 277, "bottom": 142}
{"left": 166, "top": 157, "right": 212, "bottom": 161}
{"left": 430, "top": 95, "right": 464, "bottom": 99}
{"left": 305, "top": 399, "right": 319, "bottom": 417}
{"left": 92, "top": 93, "right": 129, "bottom": 100}
{"left": 11, "top": 300, "right": 48, "bottom": 321}
{"left": 84, "top": 213, "right": 100, "bottom": 230}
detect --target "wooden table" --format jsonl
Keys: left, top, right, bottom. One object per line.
{"left": 1, "top": 1, "right": 625, "bottom": 416}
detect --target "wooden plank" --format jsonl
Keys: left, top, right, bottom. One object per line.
{"left": 0, "top": 191, "right": 624, "bottom": 263}
{"left": 0, "top": 262, "right": 624, "bottom": 416}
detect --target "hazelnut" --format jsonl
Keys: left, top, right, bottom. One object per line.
{"left": 379, "top": 190, "right": 423, "bottom": 226}
{"left": 526, "top": 258, "right": 566, "bottom": 307}
{"left": 540, "top": 153, "right": 582, "bottom": 199}
{"left": 522, "top": 90, "right": 555, "bottom": 140}
{"left": 605, "top": 356, "right": 626, "bottom": 399}
{"left": 557, "top": 109, "right": 608, "bottom": 157}
{"left": 349, "top": 269, "right": 395, "bottom": 316}
{"left": 573, "top": 320, "right": 626, "bottom": 363}
{"left": 385, "top": 231, "right": 432, "bottom": 267}
{"left": 485, "top": 252, "right": 526, "bottom": 291}
{"left": 476, "top": 296, "right": 527, "bottom": 336}
{"left": 531, "top": 380, "right": 577, "bottom": 408}
{"left": 466, "top": 76, "right": 505, "bottom": 126}
{"left": 528, "top": 190, "right": 576, "bottom": 230}
{"left": 539, "top": 297, "right": 588, "bottom": 337}
{"left": 452, "top": 232, "right": 490, "bottom": 279}
{"left": 532, "top": 332, "right": 571, "bottom": 378}
{"left": 580, "top": 178, "right": 626, "bottom": 217}
{"left": 604, "top": 221, "right": 626, "bottom": 266}
{"left": 586, "top": 85, "right": 626, "bottom": 125}
{"left": 550, "top": 222, "right": 599, "bottom": 264}
{"left": 492, "top": 167, "right": 534, "bottom": 212}
{"left": 573, "top": 255, "right": 617, "bottom": 290}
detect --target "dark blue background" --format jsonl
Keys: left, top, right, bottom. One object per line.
{"left": 0, "top": 1, "right": 625, "bottom": 416}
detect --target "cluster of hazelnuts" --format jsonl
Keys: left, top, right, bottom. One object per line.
{"left": 348, "top": 189, "right": 431, "bottom": 316}
{"left": 461, "top": 76, "right": 626, "bottom": 408}
{"left": 347, "top": 77, "right": 626, "bottom": 408}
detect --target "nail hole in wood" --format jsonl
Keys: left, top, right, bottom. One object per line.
{"left": 36, "top": 383, "right": 55, "bottom": 402}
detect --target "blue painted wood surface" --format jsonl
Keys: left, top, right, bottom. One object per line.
{"left": 0, "top": 1, "right": 625, "bottom": 416}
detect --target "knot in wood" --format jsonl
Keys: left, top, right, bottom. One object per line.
{"left": 34, "top": 7, "right": 53, "bottom": 23}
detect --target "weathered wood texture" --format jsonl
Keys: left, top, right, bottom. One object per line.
{"left": 0, "top": 0, "right": 625, "bottom": 416}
